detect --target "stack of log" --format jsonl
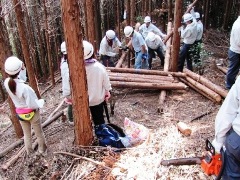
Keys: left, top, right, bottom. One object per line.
{"left": 179, "top": 68, "right": 228, "bottom": 104}
{"left": 107, "top": 67, "right": 188, "bottom": 90}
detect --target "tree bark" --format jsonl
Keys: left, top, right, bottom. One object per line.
{"left": 13, "top": 0, "right": 40, "bottom": 98}
{"left": 130, "top": 0, "right": 135, "bottom": 26}
{"left": 61, "top": 0, "right": 93, "bottom": 145}
{"left": 168, "top": 0, "right": 173, "bottom": 21}
{"left": 203, "top": 0, "right": 210, "bottom": 29}
{"left": 115, "top": 51, "right": 127, "bottom": 68}
{"left": 170, "top": 0, "right": 183, "bottom": 72}
{"left": 43, "top": 0, "right": 55, "bottom": 86}
{"left": 86, "top": 0, "right": 95, "bottom": 45}
{"left": 0, "top": 7, "right": 23, "bottom": 138}
{"left": 222, "top": 0, "right": 232, "bottom": 30}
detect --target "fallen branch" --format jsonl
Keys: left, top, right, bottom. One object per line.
{"left": 216, "top": 65, "right": 227, "bottom": 74}
{"left": 190, "top": 109, "right": 215, "bottom": 122}
{"left": 54, "top": 151, "right": 111, "bottom": 170}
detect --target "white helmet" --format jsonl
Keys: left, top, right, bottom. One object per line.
{"left": 83, "top": 40, "right": 94, "bottom": 60}
{"left": 5, "top": 56, "right": 23, "bottom": 75}
{"left": 106, "top": 30, "right": 116, "bottom": 40}
{"left": 124, "top": 26, "right": 134, "bottom": 37}
{"left": 147, "top": 32, "right": 156, "bottom": 41}
{"left": 61, "top": 41, "right": 67, "bottom": 54}
{"left": 144, "top": 16, "right": 151, "bottom": 23}
{"left": 195, "top": 12, "right": 200, "bottom": 19}
{"left": 183, "top": 13, "right": 193, "bottom": 23}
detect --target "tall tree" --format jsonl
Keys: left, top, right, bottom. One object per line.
{"left": 130, "top": 0, "right": 135, "bottom": 26}
{"left": 85, "top": 0, "right": 95, "bottom": 45}
{"left": 43, "top": 0, "right": 55, "bottom": 86}
{"left": 12, "top": 0, "right": 40, "bottom": 98}
{"left": 170, "top": 0, "right": 183, "bottom": 72}
{"left": 0, "top": 9, "right": 23, "bottom": 138}
{"left": 61, "top": 0, "right": 93, "bottom": 145}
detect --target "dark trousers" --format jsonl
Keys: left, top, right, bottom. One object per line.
{"left": 100, "top": 55, "right": 115, "bottom": 67}
{"left": 148, "top": 46, "right": 165, "bottom": 69}
{"left": 222, "top": 129, "right": 240, "bottom": 179}
{"left": 178, "top": 43, "right": 194, "bottom": 72}
{"left": 226, "top": 49, "right": 240, "bottom": 89}
{"left": 90, "top": 102, "right": 105, "bottom": 126}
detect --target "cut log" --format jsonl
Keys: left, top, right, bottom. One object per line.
{"left": 177, "top": 121, "right": 192, "bottom": 136}
{"left": 107, "top": 67, "right": 186, "bottom": 77}
{"left": 111, "top": 81, "right": 188, "bottom": 90}
{"left": 180, "top": 77, "right": 220, "bottom": 103}
{"left": 216, "top": 65, "right": 227, "bottom": 74}
{"left": 158, "top": 22, "right": 173, "bottom": 113}
{"left": 163, "top": 30, "right": 173, "bottom": 44}
{"left": 183, "top": 68, "right": 228, "bottom": 98}
{"left": 108, "top": 72, "right": 174, "bottom": 81}
{"left": 109, "top": 76, "right": 173, "bottom": 84}
{"left": 115, "top": 51, "right": 127, "bottom": 68}
{"left": 161, "top": 157, "right": 202, "bottom": 166}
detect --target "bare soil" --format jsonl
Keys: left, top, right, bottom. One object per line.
{"left": 0, "top": 48, "right": 227, "bottom": 180}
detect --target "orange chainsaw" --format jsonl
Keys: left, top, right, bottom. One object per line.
{"left": 161, "top": 139, "right": 224, "bottom": 180}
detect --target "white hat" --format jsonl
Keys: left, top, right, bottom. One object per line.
{"left": 144, "top": 16, "right": 151, "bottom": 23}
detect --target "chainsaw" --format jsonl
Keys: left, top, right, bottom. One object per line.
{"left": 161, "top": 139, "right": 224, "bottom": 180}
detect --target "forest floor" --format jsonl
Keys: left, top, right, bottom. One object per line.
{"left": 0, "top": 37, "right": 228, "bottom": 180}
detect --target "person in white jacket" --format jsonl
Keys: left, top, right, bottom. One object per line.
{"left": 139, "top": 16, "right": 166, "bottom": 40}
{"left": 212, "top": 76, "right": 240, "bottom": 179}
{"left": 60, "top": 41, "right": 73, "bottom": 124}
{"left": 83, "top": 40, "right": 112, "bottom": 126}
{"left": 99, "top": 30, "right": 122, "bottom": 67}
{"left": 178, "top": 13, "right": 198, "bottom": 72}
{"left": 4, "top": 56, "right": 47, "bottom": 156}
{"left": 226, "top": 16, "right": 240, "bottom": 90}
{"left": 145, "top": 32, "right": 166, "bottom": 69}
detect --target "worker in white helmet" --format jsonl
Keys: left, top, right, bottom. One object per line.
{"left": 178, "top": 13, "right": 198, "bottom": 72}
{"left": 4, "top": 56, "right": 47, "bottom": 156}
{"left": 83, "top": 40, "right": 112, "bottom": 126}
{"left": 145, "top": 32, "right": 166, "bottom": 69}
{"left": 139, "top": 16, "right": 166, "bottom": 40}
{"left": 60, "top": 41, "right": 73, "bottom": 125}
{"left": 193, "top": 12, "right": 203, "bottom": 65}
{"left": 99, "top": 30, "right": 122, "bottom": 67}
{"left": 124, "top": 26, "right": 149, "bottom": 69}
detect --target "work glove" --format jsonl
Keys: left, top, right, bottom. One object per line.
{"left": 142, "top": 53, "right": 148, "bottom": 61}
{"left": 119, "top": 46, "right": 129, "bottom": 52}
{"left": 105, "top": 91, "right": 111, "bottom": 102}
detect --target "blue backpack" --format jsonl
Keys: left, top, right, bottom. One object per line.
{"left": 94, "top": 124, "right": 125, "bottom": 148}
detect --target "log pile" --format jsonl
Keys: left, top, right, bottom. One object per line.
{"left": 179, "top": 68, "right": 228, "bottom": 103}
{"left": 107, "top": 68, "right": 188, "bottom": 90}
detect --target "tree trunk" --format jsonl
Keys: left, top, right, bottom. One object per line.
{"left": 0, "top": 13, "right": 23, "bottom": 138}
{"left": 43, "top": 0, "right": 55, "bottom": 86}
{"left": 93, "top": 1, "right": 102, "bottom": 51}
{"left": 170, "top": 0, "right": 183, "bottom": 72}
{"left": 13, "top": 0, "right": 40, "bottom": 98}
{"left": 130, "top": 0, "right": 135, "bottom": 26}
{"left": 203, "top": 0, "right": 210, "bottom": 29}
{"left": 222, "top": 0, "right": 232, "bottom": 30}
{"left": 86, "top": 0, "right": 95, "bottom": 46}
{"left": 61, "top": 0, "right": 93, "bottom": 145}
{"left": 168, "top": 0, "right": 173, "bottom": 21}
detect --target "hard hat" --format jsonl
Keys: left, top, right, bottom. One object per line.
{"left": 61, "top": 41, "right": 67, "bottom": 54}
{"left": 106, "top": 30, "right": 116, "bottom": 40}
{"left": 144, "top": 16, "right": 151, "bottom": 23}
{"left": 124, "top": 26, "right": 134, "bottom": 37}
{"left": 5, "top": 56, "right": 23, "bottom": 75}
{"left": 147, "top": 32, "right": 156, "bottom": 41}
{"left": 83, "top": 40, "right": 94, "bottom": 60}
{"left": 183, "top": 13, "right": 193, "bottom": 23}
{"left": 195, "top": 12, "right": 200, "bottom": 19}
